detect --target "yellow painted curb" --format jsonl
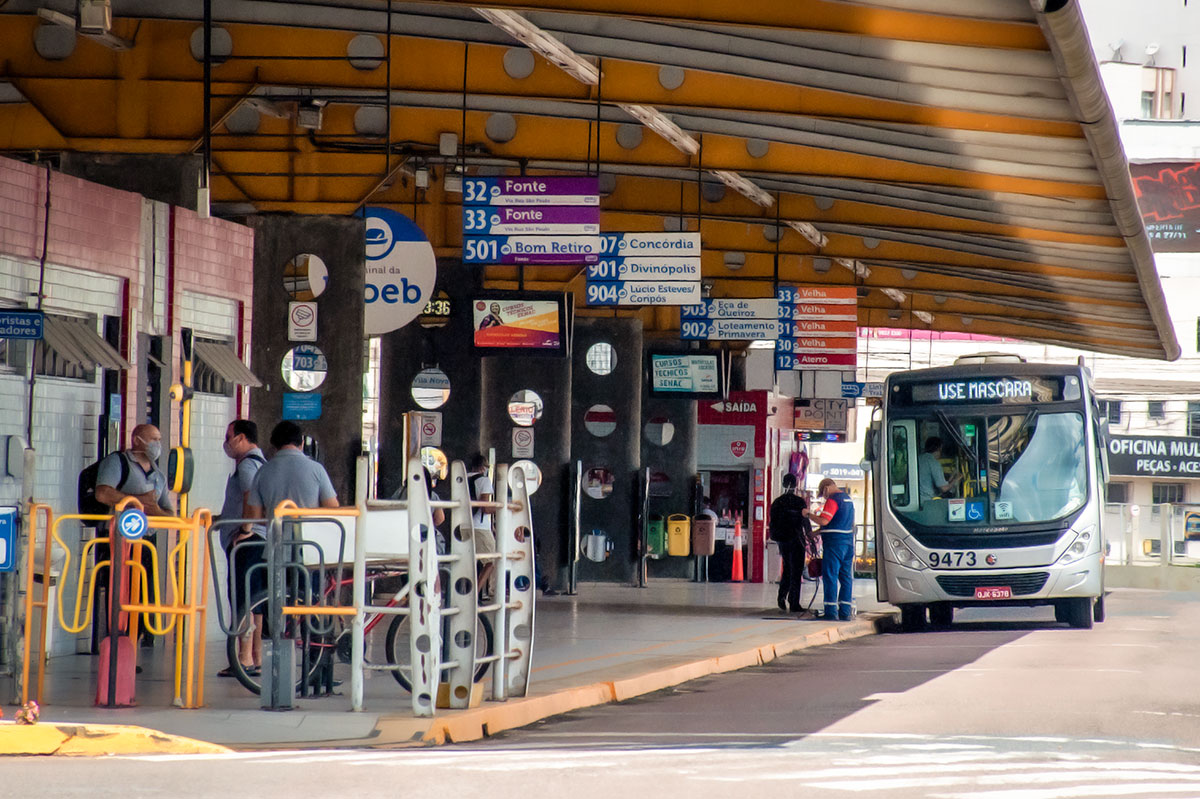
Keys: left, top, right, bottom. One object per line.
{"left": 0, "top": 724, "right": 69, "bottom": 755}
{"left": 0, "top": 721, "right": 229, "bottom": 757}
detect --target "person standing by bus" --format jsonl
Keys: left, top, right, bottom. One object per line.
{"left": 805, "top": 477, "right": 855, "bottom": 621}
{"left": 769, "top": 474, "right": 811, "bottom": 613}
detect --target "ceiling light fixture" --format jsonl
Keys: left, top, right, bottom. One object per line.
{"left": 913, "top": 310, "right": 933, "bottom": 324}
{"left": 785, "top": 220, "right": 827, "bottom": 249}
{"left": 707, "top": 170, "right": 773, "bottom": 208}
{"left": 616, "top": 104, "right": 699, "bottom": 155}
{"left": 835, "top": 257, "right": 871, "bottom": 279}
{"left": 475, "top": 8, "right": 600, "bottom": 85}
{"left": 296, "top": 99, "right": 326, "bottom": 131}
{"left": 37, "top": 4, "right": 132, "bottom": 50}
{"left": 882, "top": 287, "right": 906, "bottom": 304}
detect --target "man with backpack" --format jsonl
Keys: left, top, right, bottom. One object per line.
{"left": 93, "top": 424, "right": 174, "bottom": 517}
{"left": 769, "top": 473, "right": 812, "bottom": 613}
{"left": 217, "top": 419, "right": 266, "bottom": 677}
{"left": 90, "top": 423, "right": 175, "bottom": 648}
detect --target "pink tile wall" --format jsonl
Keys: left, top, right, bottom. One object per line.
{"left": 0, "top": 155, "right": 255, "bottom": 439}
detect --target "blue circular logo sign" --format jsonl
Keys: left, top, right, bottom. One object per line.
{"left": 117, "top": 508, "right": 149, "bottom": 540}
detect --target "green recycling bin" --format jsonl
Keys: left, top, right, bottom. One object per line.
{"left": 647, "top": 515, "right": 665, "bottom": 556}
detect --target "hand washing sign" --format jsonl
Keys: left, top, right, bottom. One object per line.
{"left": 363, "top": 207, "right": 437, "bottom": 336}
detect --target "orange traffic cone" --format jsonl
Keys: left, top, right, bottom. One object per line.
{"left": 731, "top": 517, "right": 744, "bottom": 582}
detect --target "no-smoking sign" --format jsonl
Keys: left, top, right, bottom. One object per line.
{"left": 416, "top": 411, "right": 442, "bottom": 447}
{"left": 288, "top": 301, "right": 318, "bottom": 342}
{"left": 512, "top": 427, "right": 534, "bottom": 458}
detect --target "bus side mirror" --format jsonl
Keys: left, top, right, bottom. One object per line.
{"left": 1095, "top": 424, "right": 1111, "bottom": 484}
{"left": 864, "top": 425, "right": 879, "bottom": 463}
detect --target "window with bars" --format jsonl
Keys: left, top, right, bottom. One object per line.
{"left": 36, "top": 313, "right": 97, "bottom": 381}
{"left": 1188, "top": 402, "right": 1200, "bottom": 437}
{"left": 1106, "top": 482, "right": 1130, "bottom": 504}
{"left": 0, "top": 337, "right": 28, "bottom": 372}
{"left": 1153, "top": 483, "right": 1186, "bottom": 505}
{"left": 1098, "top": 399, "right": 1122, "bottom": 426}
{"left": 191, "top": 336, "right": 234, "bottom": 396}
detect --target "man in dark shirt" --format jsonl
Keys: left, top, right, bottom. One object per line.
{"left": 769, "top": 473, "right": 813, "bottom": 613}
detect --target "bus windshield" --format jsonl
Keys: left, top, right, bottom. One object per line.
{"left": 887, "top": 411, "right": 1088, "bottom": 527}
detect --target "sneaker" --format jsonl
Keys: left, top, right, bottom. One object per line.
{"left": 777, "top": 599, "right": 788, "bottom": 612}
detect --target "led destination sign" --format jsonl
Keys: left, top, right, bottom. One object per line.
{"left": 905, "top": 377, "right": 1062, "bottom": 405}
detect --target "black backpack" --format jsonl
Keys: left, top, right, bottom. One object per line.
{"left": 78, "top": 452, "right": 130, "bottom": 527}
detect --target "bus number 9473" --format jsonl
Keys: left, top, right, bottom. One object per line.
{"left": 929, "top": 551, "right": 977, "bottom": 568}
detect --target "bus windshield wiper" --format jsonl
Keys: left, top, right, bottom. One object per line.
{"left": 935, "top": 409, "right": 980, "bottom": 468}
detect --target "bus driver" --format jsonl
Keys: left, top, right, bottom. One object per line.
{"left": 918, "top": 436, "right": 961, "bottom": 503}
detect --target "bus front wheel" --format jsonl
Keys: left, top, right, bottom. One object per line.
{"left": 1065, "top": 597, "right": 1094, "bottom": 629}
{"left": 928, "top": 604, "right": 953, "bottom": 629}
{"left": 1093, "top": 594, "right": 1106, "bottom": 623}
{"left": 900, "top": 604, "right": 927, "bottom": 632}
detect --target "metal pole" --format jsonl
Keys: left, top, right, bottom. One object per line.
{"left": 351, "top": 458, "right": 368, "bottom": 712}
{"left": 264, "top": 515, "right": 290, "bottom": 710}
{"left": 105, "top": 532, "right": 123, "bottom": 707}
{"left": 202, "top": 0, "right": 212, "bottom": 196}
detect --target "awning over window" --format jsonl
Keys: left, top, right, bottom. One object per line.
{"left": 41, "top": 315, "right": 131, "bottom": 371}
{"left": 193, "top": 340, "right": 262, "bottom": 387}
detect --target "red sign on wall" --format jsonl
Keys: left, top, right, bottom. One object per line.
{"left": 1131, "top": 162, "right": 1200, "bottom": 253}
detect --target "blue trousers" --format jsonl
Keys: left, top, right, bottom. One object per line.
{"left": 821, "top": 532, "right": 855, "bottom": 620}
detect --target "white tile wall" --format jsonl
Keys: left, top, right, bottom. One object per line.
{"left": 179, "top": 290, "right": 238, "bottom": 643}
{"left": 0, "top": 257, "right": 122, "bottom": 656}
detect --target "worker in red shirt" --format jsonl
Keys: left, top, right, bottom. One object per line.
{"left": 804, "top": 477, "right": 856, "bottom": 620}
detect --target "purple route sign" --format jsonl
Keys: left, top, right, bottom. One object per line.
{"left": 462, "top": 175, "right": 600, "bottom": 206}
{"left": 463, "top": 204, "right": 601, "bottom": 236}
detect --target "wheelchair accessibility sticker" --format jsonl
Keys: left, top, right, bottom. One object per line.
{"left": 117, "top": 508, "right": 149, "bottom": 540}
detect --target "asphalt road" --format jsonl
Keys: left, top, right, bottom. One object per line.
{"left": 10, "top": 587, "right": 1200, "bottom": 799}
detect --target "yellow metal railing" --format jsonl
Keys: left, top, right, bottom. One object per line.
{"left": 22, "top": 497, "right": 212, "bottom": 709}
{"left": 272, "top": 501, "right": 361, "bottom": 620}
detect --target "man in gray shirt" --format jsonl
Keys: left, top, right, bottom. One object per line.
{"left": 94, "top": 423, "right": 174, "bottom": 648}
{"left": 247, "top": 421, "right": 339, "bottom": 520}
{"left": 95, "top": 423, "right": 174, "bottom": 516}
{"left": 218, "top": 419, "right": 266, "bottom": 677}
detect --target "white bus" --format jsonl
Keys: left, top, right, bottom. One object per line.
{"left": 866, "top": 355, "right": 1109, "bottom": 631}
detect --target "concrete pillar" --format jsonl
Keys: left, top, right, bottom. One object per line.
{"left": 572, "top": 318, "right": 643, "bottom": 583}
{"left": 641, "top": 342, "right": 699, "bottom": 579}
{"left": 480, "top": 343, "right": 572, "bottom": 591}
{"left": 248, "top": 215, "right": 365, "bottom": 500}
{"left": 60, "top": 153, "right": 204, "bottom": 211}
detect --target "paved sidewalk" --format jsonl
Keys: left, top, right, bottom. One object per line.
{"left": 7, "top": 579, "right": 893, "bottom": 752}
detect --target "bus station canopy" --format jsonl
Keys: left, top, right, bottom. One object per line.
{"left": 0, "top": 0, "right": 1179, "bottom": 359}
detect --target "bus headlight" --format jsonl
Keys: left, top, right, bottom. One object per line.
{"left": 890, "top": 538, "right": 926, "bottom": 570}
{"left": 1057, "top": 526, "right": 1095, "bottom": 565}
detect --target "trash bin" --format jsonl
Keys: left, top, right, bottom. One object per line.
{"left": 691, "top": 517, "right": 716, "bottom": 557}
{"left": 667, "top": 514, "right": 691, "bottom": 557}
{"left": 647, "top": 515, "right": 665, "bottom": 556}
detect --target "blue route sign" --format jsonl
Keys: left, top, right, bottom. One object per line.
{"left": 0, "top": 507, "right": 16, "bottom": 572}
{"left": 116, "top": 507, "right": 149, "bottom": 540}
{"left": 0, "top": 310, "right": 44, "bottom": 340}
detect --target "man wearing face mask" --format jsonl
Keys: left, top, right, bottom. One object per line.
{"left": 95, "top": 424, "right": 175, "bottom": 517}
{"left": 94, "top": 423, "right": 175, "bottom": 648}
